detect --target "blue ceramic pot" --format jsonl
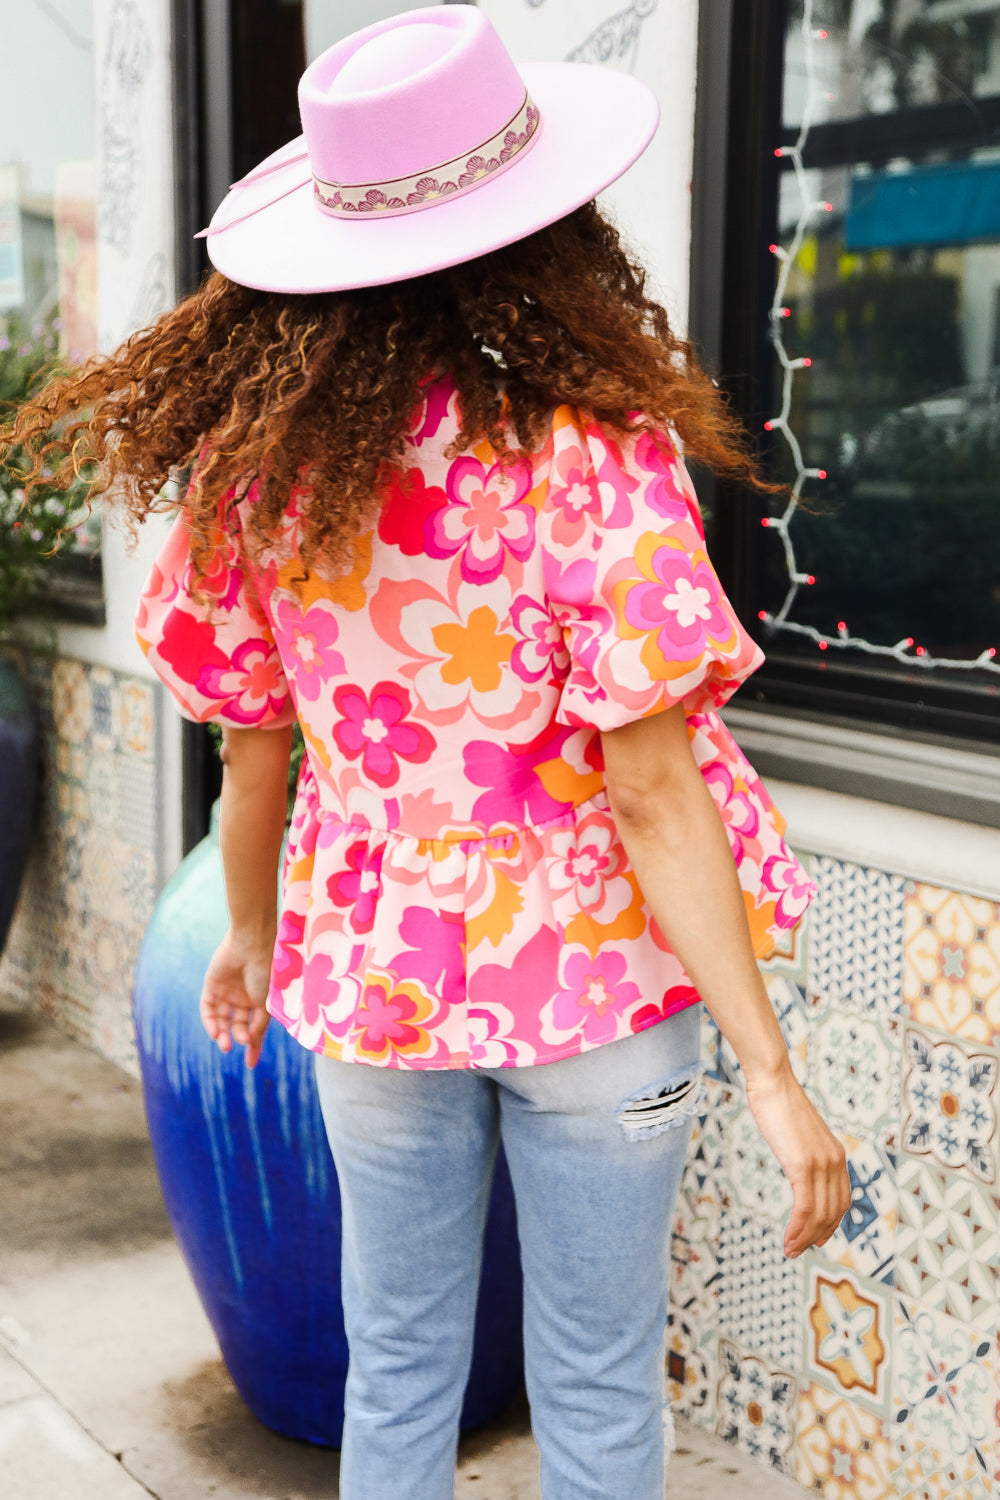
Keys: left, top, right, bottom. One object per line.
{"left": 0, "top": 654, "right": 36, "bottom": 956}
{"left": 133, "top": 811, "right": 523, "bottom": 1445}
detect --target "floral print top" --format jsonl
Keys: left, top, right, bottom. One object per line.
{"left": 136, "top": 378, "right": 815, "bottom": 1069}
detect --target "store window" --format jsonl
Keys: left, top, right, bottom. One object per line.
{"left": 696, "top": 0, "right": 1000, "bottom": 749}
{"left": 1, "top": 0, "right": 103, "bottom": 621}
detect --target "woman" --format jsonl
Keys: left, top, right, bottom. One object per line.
{"left": 8, "top": 10, "right": 849, "bottom": 1499}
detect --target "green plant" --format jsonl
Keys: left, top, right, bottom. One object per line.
{"left": 0, "top": 316, "right": 98, "bottom": 639}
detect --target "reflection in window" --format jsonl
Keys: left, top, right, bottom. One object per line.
{"left": 0, "top": 0, "right": 102, "bottom": 620}
{"left": 759, "top": 1, "right": 1000, "bottom": 676}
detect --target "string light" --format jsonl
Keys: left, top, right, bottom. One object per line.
{"left": 759, "top": 0, "right": 1000, "bottom": 676}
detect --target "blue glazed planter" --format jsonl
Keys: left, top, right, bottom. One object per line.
{"left": 0, "top": 654, "right": 36, "bottom": 957}
{"left": 133, "top": 812, "right": 523, "bottom": 1445}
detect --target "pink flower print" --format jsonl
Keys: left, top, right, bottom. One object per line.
{"left": 548, "top": 814, "right": 632, "bottom": 923}
{"left": 298, "top": 951, "right": 337, "bottom": 1029}
{"left": 359, "top": 189, "right": 405, "bottom": 212}
{"left": 326, "top": 839, "right": 385, "bottom": 934}
{"left": 196, "top": 636, "right": 289, "bottom": 724}
{"left": 510, "top": 595, "right": 569, "bottom": 684}
{"left": 270, "top": 909, "right": 305, "bottom": 997}
{"left": 351, "top": 975, "right": 436, "bottom": 1063}
{"left": 332, "top": 681, "right": 435, "bottom": 788}
{"left": 552, "top": 949, "right": 641, "bottom": 1045}
{"left": 465, "top": 722, "right": 578, "bottom": 827}
{"left": 470, "top": 926, "right": 560, "bottom": 1064}
{"left": 634, "top": 432, "right": 700, "bottom": 526}
{"left": 429, "top": 455, "right": 535, "bottom": 582}
{"left": 458, "top": 154, "right": 500, "bottom": 188}
{"left": 701, "top": 761, "right": 760, "bottom": 869}
{"left": 394, "top": 906, "right": 466, "bottom": 1003}
{"left": 195, "top": 546, "right": 245, "bottom": 615}
{"left": 406, "top": 177, "right": 457, "bottom": 206}
{"left": 548, "top": 443, "right": 602, "bottom": 547}
{"left": 378, "top": 469, "right": 448, "bottom": 556}
{"left": 762, "top": 854, "right": 815, "bottom": 927}
{"left": 624, "top": 545, "right": 730, "bottom": 657}
{"left": 273, "top": 597, "right": 345, "bottom": 700}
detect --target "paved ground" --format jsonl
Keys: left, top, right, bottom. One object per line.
{"left": 0, "top": 997, "right": 808, "bottom": 1500}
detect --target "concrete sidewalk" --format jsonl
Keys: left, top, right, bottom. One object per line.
{"left": 0, "top": 998, "right": 808, "bottom": 1500}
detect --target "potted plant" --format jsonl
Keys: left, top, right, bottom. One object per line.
{"left": 0, "top": 316, "right": 98, "bottom": 953}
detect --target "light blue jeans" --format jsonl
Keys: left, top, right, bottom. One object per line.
{"left": 314, "top": 1008, "right": 702, "bottom": 1500}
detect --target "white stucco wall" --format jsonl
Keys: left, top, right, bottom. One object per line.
{"left": 50, "top": 0, "right": 183, "bottom": 877}
{"left": 479, "top": 0, "right": 699, "bottom": 330}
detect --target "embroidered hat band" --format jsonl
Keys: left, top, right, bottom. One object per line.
{"left": 313, "top": 94, "right": 540, "bottom": 220}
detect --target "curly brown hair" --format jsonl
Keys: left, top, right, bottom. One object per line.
{"left": 4, "top": 202, "right": 764, "bottom": 577}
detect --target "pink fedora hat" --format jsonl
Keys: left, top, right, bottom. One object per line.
{"left": 200, "top": 5, "right": 658, "bottom": 293}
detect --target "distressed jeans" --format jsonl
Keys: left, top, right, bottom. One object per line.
{"left": 314, "top": 1006, "right": 703, "bottom": 1500}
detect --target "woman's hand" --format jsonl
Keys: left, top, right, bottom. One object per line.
{"left": 744, "top": 1064, "right": 851, "bottom": 1258}
{"left": 200, "top": 928, "right": 274, "bottom": 1069}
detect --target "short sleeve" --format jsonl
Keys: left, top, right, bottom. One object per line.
{"left": 135, "top": 511, "right": 296, "bottom": 728}
{"left": 539, "top": 408, "right": 764, "bottom": 732}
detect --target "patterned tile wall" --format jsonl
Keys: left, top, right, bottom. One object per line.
{"left": 671, "top": 856, "right": 1000, "bottom": 1498}
{"left": 0, "top": 655, "right": 159, "bottom": 1075}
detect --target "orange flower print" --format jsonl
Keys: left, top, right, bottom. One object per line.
{"left": 351, "top": 974, "right": 437, "bottom": 1064}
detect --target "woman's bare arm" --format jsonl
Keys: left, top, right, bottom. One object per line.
{"left": 199, "top": 723, "right": 293, "bottom": 1068}
{"left": 601, "top": 703, "right": 849, "bottom": 1256}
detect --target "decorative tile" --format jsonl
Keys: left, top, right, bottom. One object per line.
{"left": 904, "top": 884, "right": 1000, "bottom": 1047}
{"left": 725, "top": 1097, "right": 793, "bottom": 1225}
{"left": 804, "top": 1264, "right": 890, "bottom": 1412}
{"left": 826, "top": 1136, "right": 896, "bottom": 1285}
{"left": 665, "top": 1230, "right": 719, "bottom": 1428}
{"left": 684, "top": 1075, "right": 737, "bottom": 1202}
{"left": 902, "top": 1026, "right": 998, "bottom": 1184}
{"left": 51, "top": 658, "right": 92, "bottom": 743}
{"left": 795, "top": 1381, "right": 893, "bottom": 1499}
{"left": 718, "top": 1213, "right": 803, "bottom": 1369}
{"left": 891, "top": 1297, "right": 994, "bottom": 1476}
{"left": 715, "top": 1340, "right": 797, "bottom": 1474}
{"left": 888, "top": 1430, "right": 994, "bottom": 1500}
{"left": 113, "top": 678, "right": 155, "bottom": 758}
{"left": 808, "top": 1008, "right": 902, "bottom": 1151}
{"left": 894, "top": 1157, "right": 1000, "bottom": 1331}
{"left": 0, "top": 658, "right": 160, "bottom": 1079}
{"left": 807, "top": 857, "right": 905, "bottom": 1016}
{"left": 89, "top": 665, "right": 115, "bottom": 747}
{"left": 699, "top": 1004, "right": 723, "bottom": 1078}
{"left": 666, "top": 1304, "right": 719, "bottom": 1427}
{"left": 669, "top": 1156, "right": 722, "bottom": 1431}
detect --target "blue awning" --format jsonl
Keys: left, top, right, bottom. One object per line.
{"left": 845, "top": 159, "right": 1000, "bottom": 250}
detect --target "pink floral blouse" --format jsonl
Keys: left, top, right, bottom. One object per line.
{"left": 136, "top": 379, "right": 815, "bottom": 1069}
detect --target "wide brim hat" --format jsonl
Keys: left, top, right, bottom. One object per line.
{"left": 200, "top": 5, "right": 659, "bottom": 294}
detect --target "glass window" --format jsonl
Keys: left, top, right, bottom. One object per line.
{"left": 1, "top": 1, "right": 103, "bottom": 621}
{"left": 702, "top": 0, "right": 1000, "bottom": 742}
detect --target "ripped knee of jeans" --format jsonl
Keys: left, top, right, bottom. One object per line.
{"left": 616, "top": 1066, "right": 705, "bottom": 1141}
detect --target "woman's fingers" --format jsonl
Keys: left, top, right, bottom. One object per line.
{"left": 745, "top": 1069, "right": 850, "bottom": 1259}
{"left": 785, "top": 1151, "right": 852, "bottom": 1256}
{"left": 199, "top": 933, "right": 273, "bottom": 1067}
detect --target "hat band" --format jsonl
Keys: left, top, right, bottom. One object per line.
{"left": 313, "top": 94, "right": 540, "bottom": 220}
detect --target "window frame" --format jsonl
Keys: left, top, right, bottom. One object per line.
{"left": 690, "top": 0, "right": 1000, "bottom": 817}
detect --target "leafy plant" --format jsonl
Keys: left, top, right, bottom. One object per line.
{"left": 0, "top": 316, "right": 98, "bottom": 639}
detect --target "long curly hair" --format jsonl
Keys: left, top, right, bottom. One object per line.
{"left": 4, "top": 202, "right": 765, "bottom": 578}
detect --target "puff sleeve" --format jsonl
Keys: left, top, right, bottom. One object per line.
{"left": 135, "top": 511, "right": 296, "bottom": 728}
{"left": 539, "top": 409, "right": 764, "bottom": 732}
